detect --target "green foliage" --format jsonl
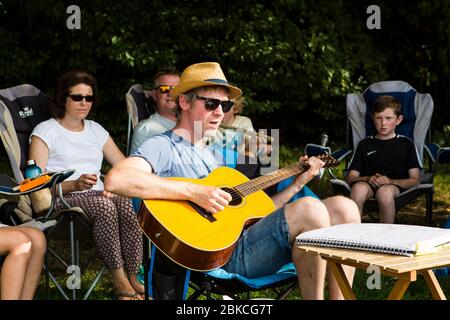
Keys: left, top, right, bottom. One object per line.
{"left": 279, "top": 145, "right": 301, "bottom": 167}
{"left": 0, "top": 0, "right": 449, "bottom": 147}
{"left": 433, "top": 125, "right": 450, "bottom": 146}
{"left": 41, "top": 267, "right": 448, "bottom": 300}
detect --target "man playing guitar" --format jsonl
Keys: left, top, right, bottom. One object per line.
{"left": 105, "top": 62, "right": 360, "bottom": 300}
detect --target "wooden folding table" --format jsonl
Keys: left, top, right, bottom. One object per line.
{"left": 298, "top": 245, "right": 450, "bottom": 300}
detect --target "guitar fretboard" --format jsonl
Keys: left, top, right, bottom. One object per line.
{"left": 234, "top": 155, "right": 336, "bottom": 197}
{"left": 234, "top": 162, "right": 308, "bottom": 196}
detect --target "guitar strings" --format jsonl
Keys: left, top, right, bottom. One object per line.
{"left": 236, "top": 162, "right": 309, "bottom": 195}
{"left": 234, "top": 156, "right": 334, "bottom": 196}
{"left": 220, "top": 156, "right": 334, "bottom": 199}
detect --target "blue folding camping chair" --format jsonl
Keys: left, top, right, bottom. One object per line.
{"left": 125, "top": 84, "right": 154, "bottom": 155}
{"left": 138, "top": 141, "right": 322, "bottom": 300}
{"left": 327, "top": 80, "right": 447, "bottom": 225}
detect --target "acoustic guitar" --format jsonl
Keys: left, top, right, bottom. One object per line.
{"left": 138, "top": 154, "right": 338, "bottom": 271}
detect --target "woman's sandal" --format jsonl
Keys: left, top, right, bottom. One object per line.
{"left": 116, "top": 292, "right": 141, "bottom": 300}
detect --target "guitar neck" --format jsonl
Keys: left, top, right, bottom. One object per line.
{"left": 234, "top": 161, "right": 309, "bottom": 197}
{"left": 233, "top": 154, "right": 338, "bottom": 197}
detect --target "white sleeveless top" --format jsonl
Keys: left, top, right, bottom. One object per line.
{"left": 30, "top": 118, "right": 109, "bottom": 191}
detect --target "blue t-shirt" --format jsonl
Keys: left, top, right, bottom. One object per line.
{"left": 132, "top": 130, "right": 225, "bottom": 179}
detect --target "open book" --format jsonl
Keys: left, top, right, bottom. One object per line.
{"left": 296, "top": 223, "right": 450, "bottom": 256}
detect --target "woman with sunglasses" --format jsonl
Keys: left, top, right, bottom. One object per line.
{"left": 28, "top": 70, "right": 144, "bottom": 300}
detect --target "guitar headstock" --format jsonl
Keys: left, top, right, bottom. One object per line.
{"left": 316, "top": 153, "right": 339, "bottom": 168}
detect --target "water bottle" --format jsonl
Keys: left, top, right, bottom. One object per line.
{"left": 24, "top": 159, "right": 42, "bottom": 179}
{"left": 25, "top": 159, "right": 51, "bottom": 216}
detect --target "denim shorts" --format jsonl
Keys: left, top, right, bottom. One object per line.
{"left": 221, "top": 207, "right": 292, "bottom": 278}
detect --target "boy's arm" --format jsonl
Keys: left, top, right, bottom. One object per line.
{"left": 384, "top": 168, "right": 420, "bottom": 189}
{"left": 346, "top": 170, "right": 369, "bottom": 185}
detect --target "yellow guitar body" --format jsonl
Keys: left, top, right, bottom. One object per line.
{"left": 138, "top": 166, "right": 276, "bottom": 271}
{"left": 138, "top": 154, "right": 338, "bottom": 271}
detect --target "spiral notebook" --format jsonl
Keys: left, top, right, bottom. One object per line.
{"left": 296, "top": 223, "right": 450, "bottom": 256}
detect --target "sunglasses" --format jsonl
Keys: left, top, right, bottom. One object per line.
{"left": 194, "top": 94, "right": 234, "bottom": 113}
{"left": 68, "top": 94, "right": 95, "bottom": 102}
{"left": 154, "top": 85, "right": 176, "bottom": 94}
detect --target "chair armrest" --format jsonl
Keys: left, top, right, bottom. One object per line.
{"left": 437, "top": 147, "right": 450, "bottom": 164}
{"left": 304, "top": 143, "right": 331, "bottom": 157}
{"left": 330, "top": 179, "right": 350, "bottom": 195}
{"left": 425, "top": 143, "right": 450, "bottom": 164}
{"left": 397, "top": 183, "right": 433, "bottom": 197}
{"left": 41, "top": 170, "right": 75, "bottom": 218}
{"left": 0, "top": 170, "right": 74, "bottom": 197}
{"left": 56, "top": 183, "right": 72, "bottom": 210}
{"left": 0, "top": 170, "right": 76, "bottom": 222}
{"left": 424, "top": 143, "right": 439, "bottom": 163}
{"left": 330, "top": 179, "right": 351, "bottom": 193}
{"left": 331, "top": 148, "right": 352, "bottom": 162}
{"left": 20, "top": 218, "right": 57, "bottom": 231}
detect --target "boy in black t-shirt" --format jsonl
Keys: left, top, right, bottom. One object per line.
{"left": 346, "top": 95, "right": 421, "bottom": 223}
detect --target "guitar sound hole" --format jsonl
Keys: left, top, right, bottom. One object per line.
{"left": 221, "top": 187, "right": 243, "bottom": 206}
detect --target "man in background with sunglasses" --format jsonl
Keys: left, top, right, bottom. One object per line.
{"left": 105, "top": 62, "right": 360, "bottom": 300}
{"left": 130, "top": 70, "right": 180, "bottom": 153}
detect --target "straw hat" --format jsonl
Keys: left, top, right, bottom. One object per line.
{"left": 170, "top": 62, "right": 242, "bottom": 100}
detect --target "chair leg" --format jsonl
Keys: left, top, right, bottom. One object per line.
{"left": 45, "top": 249, "right": 50, "bottom": 299}
{"left": 43, "top": 212, "right": 106, "bottom": 300}
{"left": 143, "top": 235, "right": 150, "bottom": 300}
{"left": 426, "top": 188, "right": 434, "bottom": 226}
{"left": 187, "top": 282, "right": 205, "bottom": 300}
{"left": 45, "top": 225, "right": 71, "bottom": 300}
{"left": 47, "top": 268, "right": 70, "bottom": 300}
{"left": 126, "top": 116, "right": 132, "bottom": 156}
{"left": 69, "top": 216, "right": 77, "bottom": 300}
{"left": 82, "top": 265, "right": 106, "bottom": 300}
{"left": 205, "top": 280, "right": 212, "bottom": 300}
{"left": 276, "top": 282, "right": 296, "bottom": 300}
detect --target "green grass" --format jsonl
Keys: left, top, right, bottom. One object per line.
{"left": 186, "top": 268, "right": 450, "bottom": 300}
{"left": 35, "top": 260, "right": 450, "bottom": 300}
{"left": 2, "top": 148, "right": 450, "bottom": 300}
{"left": 34, "top": 239, "right": 114, "bottom": 300}
{"left": 352, "top": 269, "right": 450, "bottom": 300}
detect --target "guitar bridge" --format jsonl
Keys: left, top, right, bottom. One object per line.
{"left": 188, "top": 201, "right": 217, "bottom": 222}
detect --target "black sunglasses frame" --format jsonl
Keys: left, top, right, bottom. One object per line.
{"left": 194, "top": 94, "right": 234, "bottom": 113}
{"left": 154, "top": 85, "right": 176, "bottom": 94}
{"left": 68, "top": 94, "right": 95, "bottom": 102}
